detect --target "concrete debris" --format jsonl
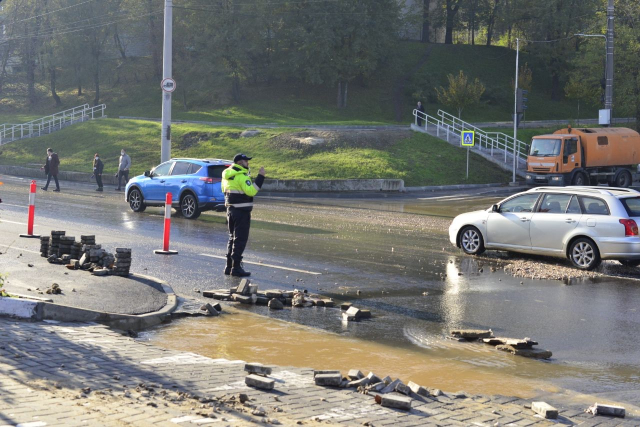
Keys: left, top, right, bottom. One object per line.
{"left": 483, "top": 337, "right": 539, "bottom": 348}
{"left": 450, "top": 329, "right": 494, "bottom": 340}
{"left": 292, "top": 290, "right": 305, "bottom": 307}
{"left": 375, "top": 394, "right": 412, "bottom": 410}
{"left": 268, "top": 298, "right": 284, "bottom": 310}
{"left": 45, "top": 283, "right": 62, "bottom": 295}
{"left": 585, "top": 403, "right": 625, "bottom": 418}
{"left": 236, "top": 279, "right": 251, "bottom": 295}
{"left": 407, "top": 381, "right": 428, "bottom": 397}
{"left": 202, "top": 303, "right": 220, "bottom": 316}
{"left": 495, "top": 345, "right": 552, "bottom": 359}
{"left": 366, "top": 372, "right": 381, "bottom": 384}
{"left": 314, "top": 373, "right": 342, "bottom": 387}
{"left": 245, "top": 374, "right": 274, "bottom": 390}
{"left": 347, "top": 370, "right": 364, "bottom": 380}
{"left": 395, "top": 382, "right": 412, "bottom": 396}
{"left": 340, "top": 302, "right": 352, "bottom": 310}
{"left": 244, "top": 363, "right": 272, "bottom": 376}
{"left": 347, "top": 377, "right": 370, "bottom": 388}
{"left": 381, "top": 379, "right": 401, "bottom": 394}
{"left": 531, "top": 401, "right": 558, "bottom": 419}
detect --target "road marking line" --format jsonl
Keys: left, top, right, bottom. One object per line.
{"left": 199, "top": 253, "right": 322, "bottom": 275}
{"left": 2, "top": 246, "right": 40, "bottom": 255}
{"left": 1, "top": 219, "right": 29, "bottom": 226}
{"left": 1, "top": 203, "right": 28, "bottom": 208}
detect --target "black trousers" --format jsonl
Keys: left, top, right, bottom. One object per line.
{"left": 117, "top": 170, "right": 129, "bottom": 189}
{"left": 44, "top": 173, "right": 59, "bottom": 190}
{"left": 226, "top": 207, "right": 251, "bottom": 262}
{"left": 95, "top": 174, "right": 103, "bottom": 189}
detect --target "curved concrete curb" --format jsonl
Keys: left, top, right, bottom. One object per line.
{"left": 0, "top": 274, "right": 178, "bottom": 330}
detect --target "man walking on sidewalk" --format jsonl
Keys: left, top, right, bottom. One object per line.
{"left": 93, "top": 153, "right": 104, "bottom": 191}
{"left": 41, "top": 148, "right": 60, "bottom": 192}
{"left": 221, "top": 153, "right": 266, "bottom": 277}
{"left": 116, "top": 149, "right": 131, "bottom": 191}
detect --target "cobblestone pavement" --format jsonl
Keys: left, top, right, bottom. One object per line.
{"left": 0, "top": 318, "right": 635, "bottom": 426}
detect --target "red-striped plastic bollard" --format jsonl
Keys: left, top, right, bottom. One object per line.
{"left": 154, "top": 192, "right": 178, "bottom": 255}
{"left": 20, "top": 180, "right": 40, "bottom": 238}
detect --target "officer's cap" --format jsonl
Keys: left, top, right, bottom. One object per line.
{"left": 234, "top": 153, "right": 252, "bottom": 163}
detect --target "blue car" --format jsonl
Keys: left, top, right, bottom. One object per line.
{"left": 125, "top": 158, "right": 231, "bottom": 219}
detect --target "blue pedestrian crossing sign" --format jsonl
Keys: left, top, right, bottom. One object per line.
{"left": 461, "top": 131, "right": 475, "bottom": 147}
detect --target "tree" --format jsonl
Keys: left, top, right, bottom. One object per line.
{"left": 444, "top": 0, "right": 462, "bottom": 44}
{"left": 436, "top": 70, "right": 485, "bottom": 117}
{"left": 511, "top": 62, "right": 533, "bottom": 91}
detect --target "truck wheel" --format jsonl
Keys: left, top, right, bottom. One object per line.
{"left": 614, "top": 170, "right": 632, "bottom": 188}
{"left": 571, "top": 172, "right": 588, "bottom": 186}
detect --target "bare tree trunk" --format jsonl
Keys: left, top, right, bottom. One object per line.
{"left": 93, "top": 60, "right": 100, "bottom": 106}
{"left": 486, "top": 0, "right": 500, "bottom": 46}
{"left": 343, "top": 81, "right": 348, "bottom": 108}
{"left": 148, "top": 0, "right": 162, "bottom": 79}
{"left": 444, "top": 0, "right": 460, "bottom": 45}
{"left": 421, "top": 0, "right": 430, "bottom": 43}
{"left": 75, "top": 65, "right": 83, "bottom": 96}
{"left": 182, "top": 87, "right": 188, "bottom": 111}
{"left": 50, "top": 66, "right": 62, "bottom": 106}
{"left": 337, "top": 81, "right": 343, "bottom": 108}
{"left": 113, "top": 25, "right": 127, "bottom": 59}
{"left": 551, "top": 71, "right": 560, "bottom": 101}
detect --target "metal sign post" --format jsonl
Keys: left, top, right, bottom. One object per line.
{"left": 461, "top": 131, "right": 475, "bottom": 179}
{"left": 160, "top": 0, "right": 173, "bottom": 163}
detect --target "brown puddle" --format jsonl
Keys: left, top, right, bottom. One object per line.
{"left": 146, "top": 310, "right": 561, "bottom": 398}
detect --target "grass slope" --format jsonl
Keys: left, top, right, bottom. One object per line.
{"left": 0, "top": 42, "right": 594, "bottom": 126}
{"left": 0, "top": 119, "right": 511, "bottom": 186}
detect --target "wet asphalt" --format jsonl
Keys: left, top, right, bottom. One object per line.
{"left": 1, "top": 175, "right": 640, "bottom": 401}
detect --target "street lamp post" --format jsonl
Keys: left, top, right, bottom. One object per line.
{"left": 512, "top": 38, "right": 519, "bottom": 184}
{"left": 574, "top": 32, "right": 611, "bottom": 125}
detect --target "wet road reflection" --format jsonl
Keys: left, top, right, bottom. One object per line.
{"left": 1, "top": 177, "right": 640, "bottom": 398}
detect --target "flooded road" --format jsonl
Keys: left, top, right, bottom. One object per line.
{"left": 1, "top": 177, "right": 639, "bottom": 403}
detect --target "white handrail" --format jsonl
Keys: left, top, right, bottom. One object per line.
{"left": 412, "top": 108, "right": 528, "bottom": 169}
{"left": 0, "top": 104, "right": 106, "bottom": 145}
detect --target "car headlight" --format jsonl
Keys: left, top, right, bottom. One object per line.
{"left": 551, "top": 176, "right": 561, "bottom": 181}
{"left": 526, "top": 175, "right": 531, "bottom": 179}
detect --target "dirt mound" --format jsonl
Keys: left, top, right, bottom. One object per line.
{"left": 177, "top": 131, "right": 240, "bottom": 150}
{"left": 271, "top": 129, "right": 410, "bottom": 152}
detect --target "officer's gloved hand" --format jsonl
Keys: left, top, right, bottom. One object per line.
{"left": 259, "top": 166, "right": 265, "bottom": 176}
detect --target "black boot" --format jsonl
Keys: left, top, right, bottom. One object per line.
{"left": 231, "top": 258, "right": 251, "bottom": 277}
{"left": 224, "top": 255, "right": 233, "bottom": 275}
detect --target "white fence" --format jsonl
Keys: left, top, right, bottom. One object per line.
{"left": 0, "top": 104, "right": 106, "bottom": 145}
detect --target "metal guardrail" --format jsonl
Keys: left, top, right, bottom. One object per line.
{"left": 0, "top": 104, "right": 106, "bottom": 145}
{"left": 411, "top": 108, "right": 528, "bottom": 170}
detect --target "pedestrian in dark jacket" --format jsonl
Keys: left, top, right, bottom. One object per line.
{"left": 93, "top": 153, "right": 104, "bottom": 192}
{"left": 416, "top": 101, "right": 425, "bottom": 126}
{"left": 41, "top": 148, "right": 60, "bottom": 192}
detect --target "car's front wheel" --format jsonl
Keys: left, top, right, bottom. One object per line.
{"left": 180, "top": 193, "right": 201, "bottom": 219}
{"left": 128, "top": 188, "right": 146, "bottom": 212}
{"left": 619, "top": 259, "right": 640, "bottom": 267}
{"left": 568, "top": 237, "right": 601, "bottom": 270}
{"left": 459, "top": 226, "right": 485, "bottom": 255}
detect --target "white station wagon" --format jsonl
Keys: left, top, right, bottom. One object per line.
{"left": 449, "top": 187, "right": 640, "bottom": 270}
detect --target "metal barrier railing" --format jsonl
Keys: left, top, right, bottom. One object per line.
{"left": 0, "top": 104, "right": 106, "bottom": 145}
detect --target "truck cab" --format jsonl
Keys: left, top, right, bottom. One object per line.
{"left": 526, "top": 134, "right": 584, "bottom": 186}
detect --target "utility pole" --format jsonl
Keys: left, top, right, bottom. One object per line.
{"left": 604, "top": 0, "right": 614, "bottom": 114}
{"left": 511, "top": 38, "right": 519, "bottom": 185}
{"left": 160, "top": 0, "right": 173, "bottom": 163}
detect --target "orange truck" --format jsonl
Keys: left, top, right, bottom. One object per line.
{"left": 526, "top": 126, "right": 640, "bottom": 187}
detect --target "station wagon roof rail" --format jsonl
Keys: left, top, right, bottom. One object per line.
{"left": 526, "top": 186, "right": 640, "bottom": 196}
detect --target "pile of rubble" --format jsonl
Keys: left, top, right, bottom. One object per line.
{"left": 313, "top": 369, "right": 441, "bottom": 411}
{"left": 449, "top": 329, "right": 552, "bottom": 359}
{"left": 340, "top": 302, "right": 372, "bottom": 322}
{"left": 203, "top": 279, "right": 335, "bottom": 309}
{"left": 40, "top": 231, "right": 132, "bottom": 277}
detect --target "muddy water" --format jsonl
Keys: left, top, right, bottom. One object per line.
{"left": 144, "top": 312, "right": 559, "bottom": 398}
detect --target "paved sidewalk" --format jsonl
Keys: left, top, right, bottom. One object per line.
{"left": 0, "top": 318, "right": 636, "bottom": 426}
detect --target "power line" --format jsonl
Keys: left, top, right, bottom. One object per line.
{"left": 5, "top": 0, "right": 100, "bottom": 28}
{"left": 0, "top": 9, "right": 163, "bottom": 45}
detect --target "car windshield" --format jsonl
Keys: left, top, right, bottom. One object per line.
{"left": 529, "top": 138, "right": 562, "bottom": 157}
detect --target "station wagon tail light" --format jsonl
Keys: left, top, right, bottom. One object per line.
{"left": 619, "top": 219, "right": 639, "bottom": 236}
{"left": 200, "top": 177, "right": 215, "bottom": 184}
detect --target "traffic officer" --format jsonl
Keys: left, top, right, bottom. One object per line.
{"left": 221, "top": 153, "right": 266, "bottom": 277}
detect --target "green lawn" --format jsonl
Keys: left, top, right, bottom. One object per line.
{"left": 0, "top": 119, "right": 511, "bottom": 186}
{"left": 0, "top": 41, "right": 604, "bottom": 127}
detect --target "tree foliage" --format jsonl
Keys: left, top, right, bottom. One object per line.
{"left": 436, "top": 70, "right": 485, "bottom": 117}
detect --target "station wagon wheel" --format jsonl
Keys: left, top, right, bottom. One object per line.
{"left": 568, "top": 237, "right": 600, "bottom": 270}
{"left": 460, "top": 226, "right": 485, "bottom": 255}
{"left": 128, "top": 188, "right": 146, "bottom": 213}
{"left": 180, "top": 193, "right": 201, "bottom": 220}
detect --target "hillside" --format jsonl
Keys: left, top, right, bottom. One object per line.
{"left": 0, "top": 42, "right": 596, "bottom": 126}
{"left": 0, "top": 119, "right": 511, "bottom": 186}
